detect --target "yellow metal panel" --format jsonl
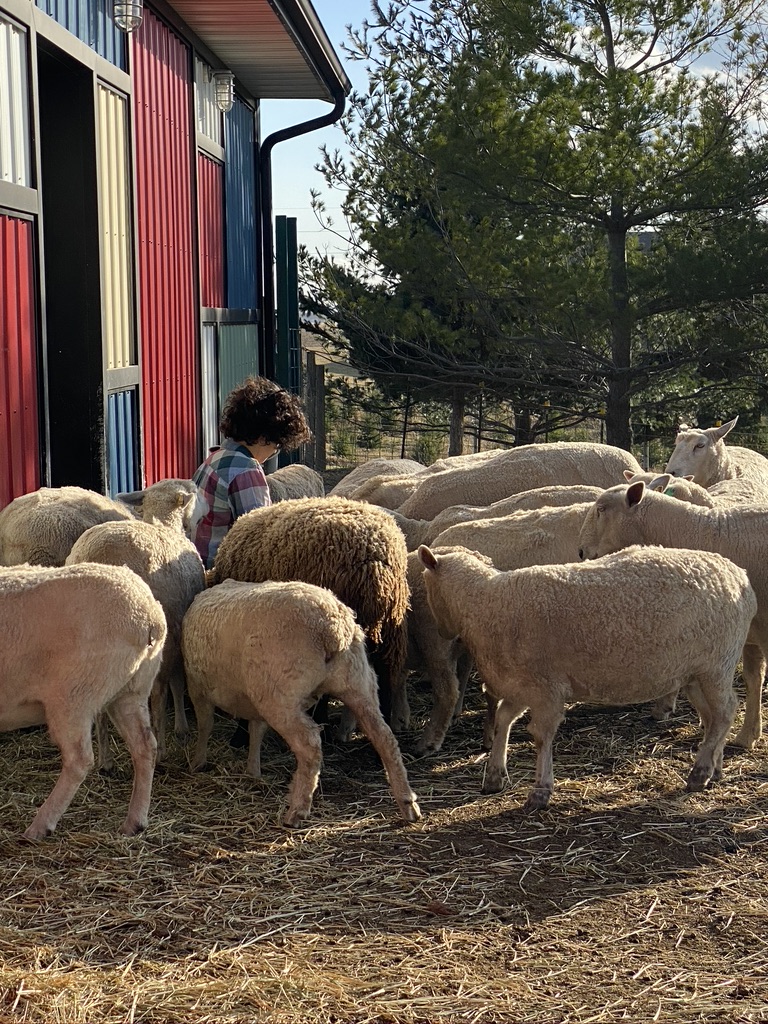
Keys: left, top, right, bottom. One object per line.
{"left": 98, "top": 84, "right": 134, "bottom": 370}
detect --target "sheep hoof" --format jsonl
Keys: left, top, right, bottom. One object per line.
{"left": 412, "top": 736, "right": 440, "bottom": 756}
{"left": 174, "top": 727, "right": 191, "bottom": 747}
{"left": 731, "top": 729, "right": 758, "bottom": 750}
{"left": 282, "top": 808, "right": 312, "bottom": 828}
{"left": 121, "top": 819, "right": 147, "bottom": 837}
{"left": 22, "top": 824, "right": 51, "bottom": 841}
{"left": 481, "top": 773, "right": 508, "bottom": 795}
{"left": 400, "top": 798, "right": 422, "bottom": 823}
{"left": 685, "top": 766, "right": 712, "bottom": 792}
{"left": 523, "top": 787, "right": 552, "bottom": 812}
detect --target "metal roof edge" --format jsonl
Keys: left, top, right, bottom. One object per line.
{"left": 268, "top": 0, "right": 353, "bottom": 100}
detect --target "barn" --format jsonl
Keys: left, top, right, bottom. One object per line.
{"left": 0, "top": 0, "right": 349, "bottom": 505}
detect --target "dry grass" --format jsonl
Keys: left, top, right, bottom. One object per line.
{"left": 0, "top": 678, "right": 767, "bottom": 1023}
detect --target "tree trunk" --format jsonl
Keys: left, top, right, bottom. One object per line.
{"left": 448, "top": 390, "right": 465, "bottom": 456}
{"left": 605, "top": 206, "right": 633, "bottom": 451}
{"left": 515, "top": 408, "right": 537, "bottom": 445}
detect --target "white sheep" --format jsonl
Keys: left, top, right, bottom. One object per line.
{"left": 66, "top": 519, "right": 206, "bottom": 762}
{"left": 118, "top": 478, "right": 198, "bottom": 533}
{"left": 578, "top": 479, "right": 768, "bottom": 748}
{"left": 421, "top": 484, "right": 605, "bottom": 546}
{"left": 397, "top": 442, "right": 643, "bottom": 520}
{"left": 181, "top": 579, "right": 421, "bottom": 826}
{"left": 418, "top": 543, "right": 755, "bottom": 810}
{"left": 346, "top": 450, "right": 507, "bottom": 509}
{"left": 328, "top": 458, "right": 426, "bottom": 498}
{"left": 665, "top": 417, "right": 768, "bottom": 492}
{"left": 386, "top": 485, "right": 605, "bottom": 552}
{"left": 410, "top": 503, "right": 592, "bottom": 752}
{"left": 266, "top": 464, "right": 325, "bottom": 502}
{"left": 0, "top": 562, "right": 165, "bottom": 838}
{"left": 0, "top": 486, "right": 135, "bottom": 566}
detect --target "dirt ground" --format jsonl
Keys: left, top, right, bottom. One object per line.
{"left": 0, "top": 675, "right": 767, "bottom": 1024}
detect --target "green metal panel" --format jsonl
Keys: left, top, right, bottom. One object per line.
{"left": 218, "top": 323, "right": 258, "bottom": 411}
{"left": 275, "top": 215, "right": 299, "bottom": 393}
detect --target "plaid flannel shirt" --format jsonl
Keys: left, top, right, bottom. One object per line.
{"left": 190, "top": 440, "right": 271, "bottom": 569}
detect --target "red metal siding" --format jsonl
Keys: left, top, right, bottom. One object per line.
{"left": 197, "top": 153, "right": 225, "bottom": 308}
{"left": 0, "top": 214, "right": 40, "bottom": 506}
{"left": 132, "top": 9, "right": 199, "bottom": 483}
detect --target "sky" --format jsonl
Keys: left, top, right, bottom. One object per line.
{"left": 260, "top": 0, "right": 371, "bottom": 261}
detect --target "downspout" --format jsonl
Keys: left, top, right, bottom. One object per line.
{"left": 258, "top": 83, "right": 346, "bottom": 380}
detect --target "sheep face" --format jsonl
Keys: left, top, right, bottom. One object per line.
{"left": 664, "top": 417, "right": 738, "bottom": 486}
{"left": 578, "top": 482, "right": 648, "bottom": 561}
{"left": 418, "top": 545, "right": 461, "bottom": 641}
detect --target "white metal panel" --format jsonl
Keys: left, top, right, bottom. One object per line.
{"left": 0, "top": 16, "right": 31, "bottom": 187}
{"left": 195, "top": 57, "right": 221, "bottom": 145}
{"left": 98, "top": 84, "right": 134, "bottom": 369}
{"left": 200, "top": 322, "right": 219, "bottom": 453}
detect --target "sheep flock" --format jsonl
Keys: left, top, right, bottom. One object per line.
{"left": 3, "top": 423, "right": 768, "bottom": 838}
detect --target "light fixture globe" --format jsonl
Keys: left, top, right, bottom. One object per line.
{"left": 114, "top": 0, "right": 142, "bottom": 32}
{"left": 212, "top": 70, "right": 235, "bottom": 113}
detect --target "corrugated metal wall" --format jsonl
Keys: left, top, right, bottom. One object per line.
{"left": 35, "top": 0, "right": 126, "bottom": 69}
{"left": 218, "top": 324, "right": 257, "bottom": 408}
{"left": 0, "top": 15, "right": 31, "bottom": 187}
{"left": 224, "top": 96, "right": 257, "bottom": 309}
{"left": 197, "top": 153, "right": 225, "bottom": 308}
{"left": 200, "top": 322, "right": 218, "bottom": 452}
{"left": 0, "top": 214, "right": 40, "bottom": 505}
{"left": 98, "top": 83, "right": 134, "bottom": 369}
{"left": 133, "top": 9, "right": 199, "bottom": 482}
{"left": 107, "top": 387, "right": 138, "bottom": 494}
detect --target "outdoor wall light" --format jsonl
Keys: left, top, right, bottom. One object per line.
{"left": 114, "top": 0, "right": 143, "bottom": 32}
{"left": 212, "top": 70, "right": 235, "bottom": 113}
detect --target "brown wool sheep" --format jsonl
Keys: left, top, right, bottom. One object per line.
{"left": 208, "top": 497, "right": 410, "bottom": 729}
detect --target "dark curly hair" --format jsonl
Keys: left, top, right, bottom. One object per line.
{"left": 219, "top": 376, "right": 312, "bottom": 452}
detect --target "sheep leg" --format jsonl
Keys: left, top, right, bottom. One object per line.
{"left": 523, "top": 702, "right": 565, "bottom": 812}
{"left": 481, "top": 692, "right": 499, "bottom": 752}
{"left": 246, "top": 718, "right": 269, "bottom": 779}
{"left": 150, "top": 679, "right": 169, "bottom": 764}
{"left": 168, "top": 659, "right": 190, "bottom": 746}
{"left": 189, "top": 696, "right": 216, "bottom": 772}
{"left": 260, "top": 705, "right": 323, "bottom": 827}
{"left": 341, "top": 693, "right": 421, "bottom": 822}
{"left": 482, "top": 696, "right": 528, "bottom": 794}
{"left": 732, "top": 641, "right": 765, "bottom": 749}
{"left": 95, "top": 711, "right": 114, "bottom": 772}
{"left": 452, "top": 649, "right": 474, "bottom": 719}
{"left": 650, "top": 690, "right": 679, "bottom": 722}
{"left": 23, "top": 716, "right": 95, "bottom": 840}
{"left": 107, "top": 693, "right": 157, "bottom": 835}
{"left": 685, "top": 678, "right": 737, "bottom": 791}
{"left": 413, "top": 644, "right": 462, "bottom": 755}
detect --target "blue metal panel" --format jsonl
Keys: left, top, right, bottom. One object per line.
{"left": 224, "top": 96, "right": 257, "bottom": 309}
{"left": 107, "top": 388, "right": 138, "bottom": 495}
{"left": 36, "top": 0, "right": 126, "bottom": 69}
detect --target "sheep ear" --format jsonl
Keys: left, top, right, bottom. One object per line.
{"left": 625, "top": 481, "right": 645, "bottom": 508}
{"left": 418, "top": 545, "right": 438, "bottom": 570}
{"left": 713, "top": 416, "right": 738, "bottom": 440}
{"left": 117, "top": 489, "right": 145, "bottom": 507}
{"left": 622, "top": 469, "right": 635, "bottom": 481}
{"left": 684, "top": 474, "right": 694, "bottom": 481}
{"left": 648, "top": 473, "right": 671, "bottom": 492}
